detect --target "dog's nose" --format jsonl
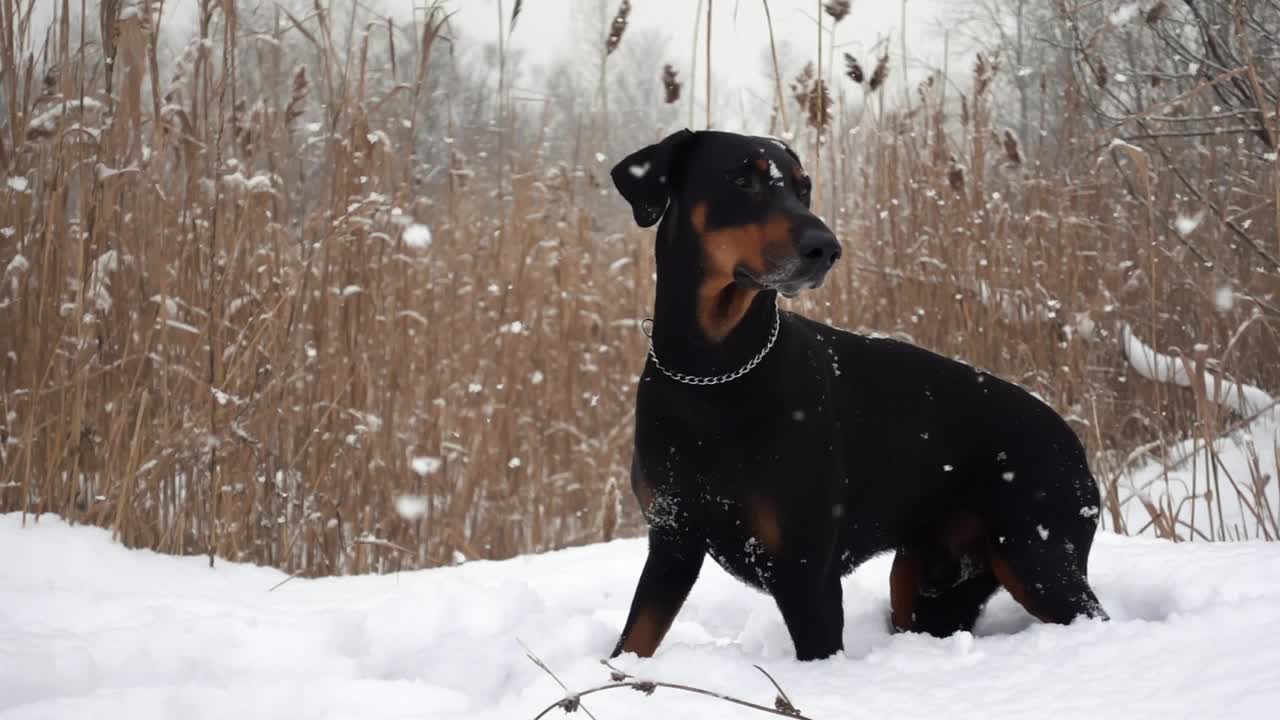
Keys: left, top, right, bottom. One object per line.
{"left": 797, "top": 228, "right": 842, "bottom": 267}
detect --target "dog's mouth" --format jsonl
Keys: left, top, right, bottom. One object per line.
{"left": 735, "top": 261, "right": 829, "bottom": 298}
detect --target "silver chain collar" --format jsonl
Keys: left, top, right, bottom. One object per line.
{"left": 643, "top": 296, "right": 781, "bottom": 386}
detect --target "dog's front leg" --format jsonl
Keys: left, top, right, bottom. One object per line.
{"left": 611, "top": 528, "right": 705, "bottom": 658}
{"left": 770, "top": 563, "right": 845, "bottom": 661}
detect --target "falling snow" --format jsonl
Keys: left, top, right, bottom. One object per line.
{"left": 403, "top": 223, "right": 432, "bottom": 249}
{"left": 1175, "top": 210, "right": 1205, "bottom": 237}
{"left": 394, "top": 494, "right": 428, "bottom": 519}
{"left": 1215, "top": 286, "right": 1235, "bottom": 313}
{"left": 410, "top": 456, "right": 442, "bottom": 476}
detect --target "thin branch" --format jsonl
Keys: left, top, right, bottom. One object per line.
{"left": 525, "top": 651, "right": 814, "bottom": 719}
{"left": 530, "top": 679, "right": 815, "bottom": 720}
{"left": 522, "top": 640, "right": 599, "bottom": 720}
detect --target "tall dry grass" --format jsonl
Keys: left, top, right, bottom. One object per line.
{"left": 1, "top": 2, "right": 1276, "bottom": 576}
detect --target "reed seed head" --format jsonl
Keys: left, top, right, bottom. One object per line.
{"left": 844, "top": 53, "right": 864, "bottom": 84}
{"left": 662, "top": 63, "right": 682, "bottom": 104}
{"left": 868, "top": 54, "right": 890, "bottom": 92}
{"left": 824, "top": 0, "right": 851, "bottom": 23}
{"left": 606, "top": 0, "right": 631, "bottom": 55}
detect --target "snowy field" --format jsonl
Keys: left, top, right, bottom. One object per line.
{"left": 4, "top": 514, "right": 1280, "bottom": 719}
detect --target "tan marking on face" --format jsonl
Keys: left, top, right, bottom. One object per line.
{"left": 748, "top": 496, "right": 783, "bottom": 554}
{"left": 889, "top": 550, "right": 920, "bottom": 632}
{"left": 691, "top": 202, "right": 709, "bottom": 235}
{"left": 690, "top": 202, "right": 792, "bottom": 341}
{"left": 620, "top": 606, "right": 674, "bottom": 657}
{"left": 754, "top": 157, "right": 770, "bottom": 173}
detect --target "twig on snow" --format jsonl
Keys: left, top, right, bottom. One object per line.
{"left": 525, "top": 649, "right": 816, "bottom": 719}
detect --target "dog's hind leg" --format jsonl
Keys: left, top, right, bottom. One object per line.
{"left": 987, "top": 467, "right": 1109, "bottom": 625}
{"left": 611, "top": 529, "right": 705, "bottom": 658}
{"left": 989, "top": 538, "right": 1108, "bottom": 625}
{"left": 890, "top": 548, "right": 1000, "bottom": 637}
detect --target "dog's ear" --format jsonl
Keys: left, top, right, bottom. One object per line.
{"left": 611, "top": 129, "right": 695, "bottom": 228}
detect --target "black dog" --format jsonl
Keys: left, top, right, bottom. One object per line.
{"left": 608, "top": 130, "right": 1107, "bottom": 661}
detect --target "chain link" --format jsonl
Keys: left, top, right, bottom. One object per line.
{"left": 645, "top": 297, "right": 781, "bottom": 386}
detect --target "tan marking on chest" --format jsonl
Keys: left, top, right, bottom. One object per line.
{"left": 748, "top": 496, "right": 783, "bottom": 554}
{"left": 689, "top": 202, "right": 790, "bottom": 341}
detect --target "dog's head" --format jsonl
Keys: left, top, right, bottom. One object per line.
{"left": 611, "top": 130, "right": 841, "bottom": 299}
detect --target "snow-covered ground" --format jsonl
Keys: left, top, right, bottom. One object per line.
{"left": 4, "top": 514, "right": 1280, "bottom": 719}
{"left": 1113, "top": 410, "right": 1279, "bottom": 540}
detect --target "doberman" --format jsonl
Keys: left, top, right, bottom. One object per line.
{"left": 608, "top": 129, "right": 1107, "bottom": 661}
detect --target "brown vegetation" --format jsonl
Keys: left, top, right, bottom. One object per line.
{"left": 1, "top": 1, "right": 1277, "bottom": 576}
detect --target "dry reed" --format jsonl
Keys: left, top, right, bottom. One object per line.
{"left": 1, "top": 1, "right": 1276, "bottom": 578}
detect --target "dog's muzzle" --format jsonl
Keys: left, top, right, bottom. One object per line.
{"left": 776, "top": 227, "right": 841, "bottom": 296}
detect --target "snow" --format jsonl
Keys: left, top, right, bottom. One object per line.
{"left": 245, "top": 174, "right": 274, "bottom": 194}
{"left": 1215, "top": 286, "right": 1234, "bottom": 313}
{"left": 394, "top": 495, "right": 428, "bottom": 520}
{"left": 26, "top": 98, "right": 105, "bottom": 136}
{"left": 94, "top": 163, "right": 138, "bottom": 181}
{"left": 1114, "top": 324, "right": 1278, "bottom": 538}
{"left": 402, "top": 223, "right": 432, "bottom": 249}
{"left": 5, "top": 514, "right": 1280, "bottom": 719}
{"left": 410, "top": 456, "right": 442, "bottom": 476}
{"left": 1110, "top": 1, "right": 1141, "bottom": 25}
{"left": 4, "top": 254, "right": 28, "bottom": 277}
{"left": 628, "top": 162, "right": 651, "bottom": 179}
{"left": 1113, "top": 406, "right": 1279, "bottom": 539}
{"left": 767, "top": 160, "right": 784, "bottom": 187}
{"left": 1175, "top": 210, "right": 1205, "bottom": 237}
{"left": 87, "top": 250, "right": 119, "bottom": 312}
{"left": 6, "top": 176, "right": 29, "bottom": 192}
{"left": 1119, "top": 323, "right": 1275, "bottom": 417}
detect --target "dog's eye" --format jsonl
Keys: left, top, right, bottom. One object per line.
{"left": 796, "top": 176, "right": 813, "bottom": 202}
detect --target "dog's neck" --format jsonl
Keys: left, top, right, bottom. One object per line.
{"left": 648, "top": 213, "right": 781, "bottom": 383}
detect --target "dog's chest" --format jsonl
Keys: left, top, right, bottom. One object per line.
{"left": 700, "top": 487, "right": 789, "bottom": 589}
{"left": 634, "top": 444, "right": 812, "bottom": 591}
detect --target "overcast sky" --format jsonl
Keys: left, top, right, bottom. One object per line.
{"left": 30, "top": 0, "right": 961, "bottom": 131}
{"left": 442, "top": 0, "right": 956, "bottom": 96}
{"left": 445, "top": 0, "right": 952, "bottom": 71}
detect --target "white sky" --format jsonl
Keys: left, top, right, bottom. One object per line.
{"left": 442, "top": 0, "right": 955, "bottom": 93}
{"left": 28, "top": 0, "right": 962, "bottom": 131}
